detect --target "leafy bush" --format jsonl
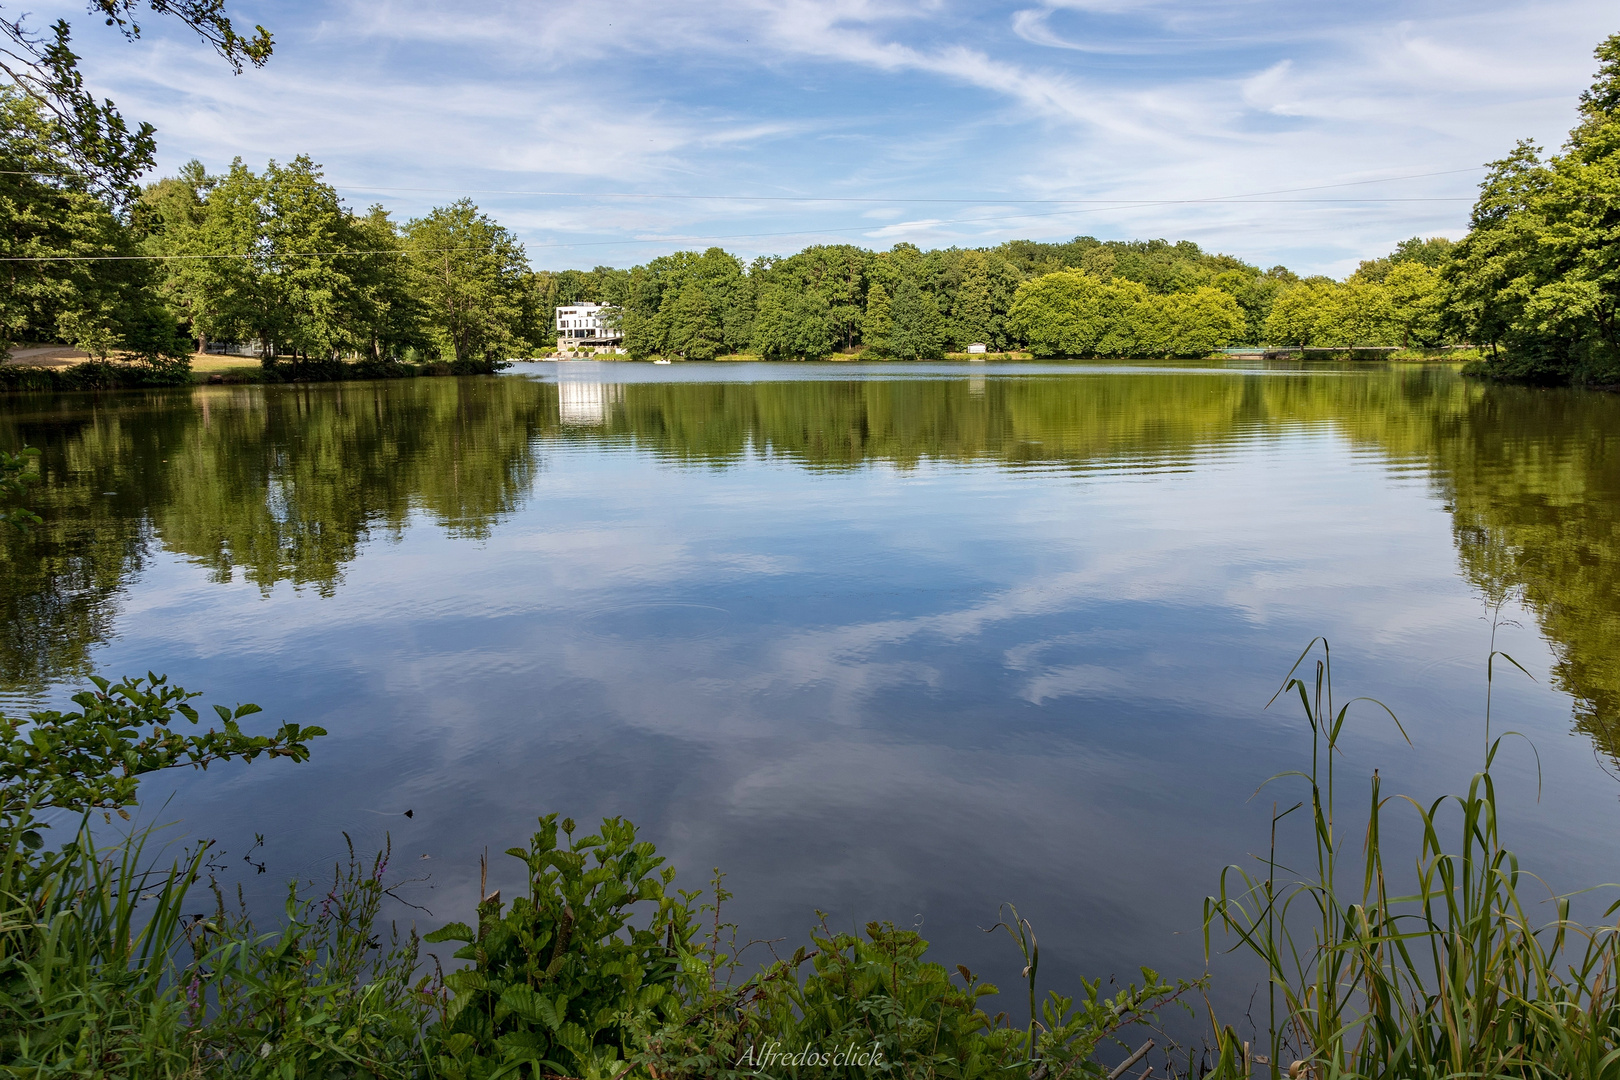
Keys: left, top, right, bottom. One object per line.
{"left": 0, "top": 358, "right": 192, "bottom": 393}
{"left": 424, "top": 814, "right": 692, "bottom": 1080}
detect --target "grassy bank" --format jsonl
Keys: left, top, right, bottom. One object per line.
{"left": 0, "top": 356, "right": 508, "bottom": 393}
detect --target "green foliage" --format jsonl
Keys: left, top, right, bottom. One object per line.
{"left": 721, "top": 915, "right": 1190, "bottom": 1080}
{"left": 1205, "top": 637, "right": 1620, "bottom": 1080}
{"left": 947, "top": 250, "right": 1005, "bottom": 351}
{"left": 1008, "top": 271, "right": 1245, "bottom": 357}
{"left": 1354, "top": 236, "right": 1456, "bottom": 284}
{"left": 424, "top": 813, "right": 691, "bottom": 1080}
{"left": 1136, "top": 287, "right": 1247, "bottom": 357}
{"left": 137, "top": 156, "right": 430, "bottom": 370}
{"left": 404, "top": 199, "right": 533, "bottom": 368}
{"left": 0, "top": 814, "right": 206, "bottom": 1077}
{"left": 1261, "top": 263, "right": 1451, "bottom": 349}
{"left": 741, "top": 919, "right": 1023, "bottom": 1078}
{"left": 1450, "top": 34, "right": 1620, "bottom": 385}
{"left": 665, "top": 281, "right": 724, "bottom": 360}
{"left": 996, "top": 236, "right": 1252, "bottom": 295}
{"left": 0, "top": 674, "right": 323, "bottom": 833}
{"left": 189, "top": 839, "right": 434, "bottom": 1078}
{"left": 863, "top": 281, "right": 894, "bottom": 356}
{"left": 0, "top": 0, "right": 270, "bottom": 204}
{"left": 889, "top": 277, "right": 946, "bottom": 360}
{"left": 752, "top": 284, "right": 834, "bottom": 361}
{"left": 0, "top": 91, "right": 189, "bottom": 368}
{"left": 0, "top": 666, "right": 339, "bottom": 1077}
{"left": 618, "top": 248, "right": 750, "bottom": 360}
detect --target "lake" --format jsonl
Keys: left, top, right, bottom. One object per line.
{"left": 4, "top": 359, "right": 1619, "bottom": 1026}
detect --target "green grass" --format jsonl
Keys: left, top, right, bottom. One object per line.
{"left": 1205, "top": 634, "right": 1620, "bottom": 1079}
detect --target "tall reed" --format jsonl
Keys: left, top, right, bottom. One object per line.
{"left": 1204, "top": 638, "right": 1620, "bottom": 1080}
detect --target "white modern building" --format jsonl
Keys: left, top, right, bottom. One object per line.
{"left": 555, "top": 303, "right": 623, "bottom": 352}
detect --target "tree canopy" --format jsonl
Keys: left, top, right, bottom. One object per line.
{"left": 1446, "top": 33, "right": 1620, "bottom": 384}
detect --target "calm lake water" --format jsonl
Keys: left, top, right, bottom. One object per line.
{"left": 4, "top": 359, "right": 1620, "bottom": 1024}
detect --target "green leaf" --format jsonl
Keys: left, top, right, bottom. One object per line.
{"left": 425, "top": 921, "right": 476, "bottom": 944}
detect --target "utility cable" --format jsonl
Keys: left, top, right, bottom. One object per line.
{"left": 0, "top": 170, "right": 1480, "bottom": 261}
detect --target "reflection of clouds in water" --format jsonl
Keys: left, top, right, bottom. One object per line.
{"left": 84, "top": 375, "right": 1620, "bottom": 1032}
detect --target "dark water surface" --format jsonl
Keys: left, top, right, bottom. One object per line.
{"left": 4, "top": 360, "right": 1620, "bottom": 1023}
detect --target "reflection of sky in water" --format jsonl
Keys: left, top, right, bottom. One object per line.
{"left": 60, "top": 370, "right": 1620, "bottom": 1024}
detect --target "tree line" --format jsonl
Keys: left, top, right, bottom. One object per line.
{"left": 548, "top": 31, "right": 1619, "bottom": 384}
{"left": 4, "top": 33, "right": 1618, "bottom": 382}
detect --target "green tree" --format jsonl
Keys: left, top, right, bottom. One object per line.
{"left": 863, "top": 282, "right": 893, "bottom": 356}
{"left": 950, "top": 250, "right": 995, "bottom": 349}
{"left": 261, "top": 156, "right": 358, "bottom": 367}
{"left": 1449, "top": 34, "right": 1620, "bottom": 383}
{"left": 166, "top": 158, "right": 273, "bottom": 354}
{"left": 751, "top": 285, "right": 833, "bottom": 361}
{"left": 135, "top": 161, "right": 212, "bottom": 350}
{"left": 1213, "top": 267, "right": 1286, "bottom": 343}
{"left": 1333, "top": 281, "right": 1397, "bottom": 346}
{"left": 1384, "top": 262, "right": 1446, "bottom": 347}
{"left": 404, "top": 199, "right": 530, "bottom": 369}
{"left": 667, "top": 280, "right": 722, "bottom": 360}
{"left": 888, "top": 277, "right": 944, "bottom": 359}
{"left": 1008, "top": 271, "right": 1145, "bottom": 357}
{"left": 1355, "top": 236, "right": 1456, "bottom": 283}
{"left": 348, "top": 205, "right": 425, "bottom": 362}
{"left": 0, "top": 91, "right": 186, "bottom": 373}
{"left": 1136, "top": 287, "right": 1247, "bottom": 356}
{"left": 1264, "top": 281, "right": 1338, "bottom": 346}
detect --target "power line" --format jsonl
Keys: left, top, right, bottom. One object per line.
{"left": 0, "top": 196, "right": 1473, "bottom": 261}
{"left": 328, "top": 166, "right": 1486, "bottom": 205}
{"left": 0, "top": 165, "right": 1483, "bottom": 204}
{"left": 521, "top": 197, "right": 1470, "bottom": 251}
{"left": 0, "top": 170, "right": 1480, "bottom": 262}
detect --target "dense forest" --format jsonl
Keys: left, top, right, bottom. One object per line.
{"left": 2, "top": 36, "right": 1617, "bottom": 382}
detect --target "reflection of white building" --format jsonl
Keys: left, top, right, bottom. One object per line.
{"left": 557, "top": 379, "right": 622, "bottom": 425}
{"left": 555, "top": 303, "right": 622, "bottom": 351}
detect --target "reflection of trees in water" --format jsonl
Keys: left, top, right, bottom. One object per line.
{"left": 1434, "top": 392, "right": 1620, "bottom": 761}
{"left": 4, "top": 366, "right": 1620, "bottom": 765}
{"left": 570, "top": 366, "right": 1473, "bottom": 471}
{"left": 571, "top": 368, "right": 1620, "bottom": 760}
{"left": 0, "top": 377, "right": 555, "bottom": 691}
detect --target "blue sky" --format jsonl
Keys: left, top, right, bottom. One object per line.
{"left": 42, "top": 0, "right": 1618, "bottom": 275}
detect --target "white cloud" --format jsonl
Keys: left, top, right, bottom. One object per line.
{"left": 35, "top": 0, "right": 1618, "bottom": 271}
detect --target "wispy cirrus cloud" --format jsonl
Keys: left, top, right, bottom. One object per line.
{"left": 28, "top": 0, "right": 1616, "bottom": 273}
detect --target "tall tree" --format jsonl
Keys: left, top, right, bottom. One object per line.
{"left": 950, "top": 251, "right": 994, "bottom": 349}
{"left": 863, "top": 282, "right": 892, "bottom": 356}
{"left": 888, "top": 278, "right": 944, "bottom": 360}
{"left": 1448, "top": 33, "right": 1620, "bottom": 383}
{"left": 261, "top": 156, "right": 356, "bottom": 365}
{"left": 404, "top": 199, "right": 531, "bottom": 369}
{"left": 667, "top": 280, "right": 722, "bottom": 360}
{"left": 0, "top": 90, "right": 184, "bottom": 368}
{"left": 1383, "top": 262, "right": 1445, "bottom": 347}
{"left": 348, "top": 205, "right": 424, "bottom": 362}
{"left": 1134, "top": 287, "right": 1246, "bottom": 357}
{"left": 751, "top": 285, "right": 833, "bottom": 360}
